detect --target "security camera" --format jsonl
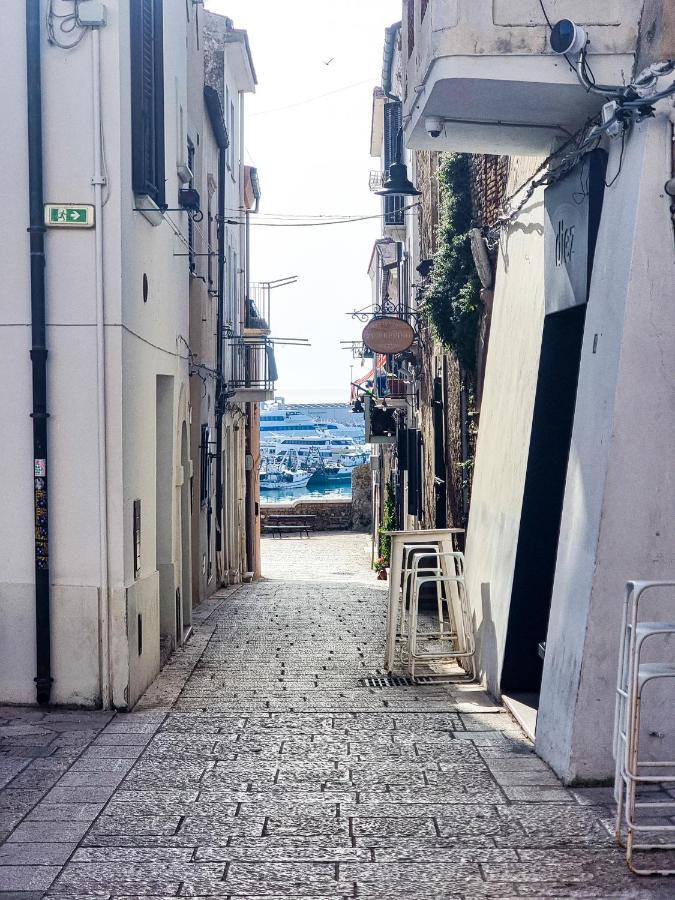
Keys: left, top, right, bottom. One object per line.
{"left": 550, "top": 19, "right": 587, "bottom": 56}
{"left": 425, "top": 116, "right": 444, "bottom": 138}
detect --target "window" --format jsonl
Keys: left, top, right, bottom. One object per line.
{"left": 421, "top": 0, "right": 429, "bottom": 20}
{"left": 130, "top": 0, "right": 165, "bottom": 207}
{"left": 200, "top": 425, "right": 211, "bottom": 506}
{"left": 207, "top": 186, "right": 214, "bottom": 289}
{"left": 383, "top": 102, "right": 404, "bottom": 226}
{"left": 225, "top": 87, "right": 231, "bottom": 170}
{"left": 407, "top": 0, "right": 415, "bottom": 58}
{"left": 232, "top": 250, "right": 238, "bottom": 324}
{"left": 230, "top": 100, "right": 236, "bottom": 174}
{"left": 132, "top": 499, "right": 141, "bottom": 579}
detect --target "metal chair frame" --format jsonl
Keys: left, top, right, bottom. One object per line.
{"left": 404, "top": 550, "right": 475, "bottom": 679}
{"left": 613, "top": 579, "right": 675, "bottom": 875}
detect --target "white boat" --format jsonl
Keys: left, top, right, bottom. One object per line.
{"left": 260, "top": 466, "right": 312, "bottom": 490}
{"left": 260, "top": 403, "right": 322, "bottom": 437}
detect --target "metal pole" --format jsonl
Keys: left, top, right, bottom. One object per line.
{"left": 92, "top": 24, "right": 111, "bottom": 707}
{"left": 26, "top": 0, "right": 52, "bottom": 705}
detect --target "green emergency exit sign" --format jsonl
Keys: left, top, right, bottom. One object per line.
{"left": 44, "top": 204, "right": 95, "bottom": 228}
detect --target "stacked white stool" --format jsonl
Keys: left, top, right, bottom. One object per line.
{"left": 613, "top": 579, "right": 675, "bottom": 875}
{"left": 398, "top": 546, "right": 474, "bottom": 679}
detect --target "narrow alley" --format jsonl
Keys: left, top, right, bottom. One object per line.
{"left": 0, "top": 533, "right": 668, "bottom": 898}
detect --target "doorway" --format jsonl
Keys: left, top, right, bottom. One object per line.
{"left": 180, "top": 421, "right": 192, "bottom": 640}
{"left": 156, "top": 375, "right": 175, "bottom": 656}
{"left": 501, "top": 303, "right": 587, "bottom": 699}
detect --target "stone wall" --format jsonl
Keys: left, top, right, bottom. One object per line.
{"left": 261, "top": 498, "right": 353, "bottom": 532}
{"left": 351, "top": 464, "right": 372, "bottom": 532}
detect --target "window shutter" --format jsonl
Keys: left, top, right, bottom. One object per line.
{"left": 383, "top": 102, "right": 402, "bottom": 170}
{"left": 407, "top": 429, "right": 418, "bottom": 516}
{"left": 383, "top": 102, "right": 404, "bottom": 226}
{"left": 131, "top": 0, "right": 165, "bottom": 207}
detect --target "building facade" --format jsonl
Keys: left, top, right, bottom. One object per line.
{"left": 365, "top": 1, "right": 675, "bottom": 783}
{"left": 0, "top": 1, "right": 270, "bottom": 710}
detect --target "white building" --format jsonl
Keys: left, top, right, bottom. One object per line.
{"left": 375, "top": 0, "right": 674, "bottom": 782}
{"left": 0, "top": 1, "right": 269, "bottom": 709}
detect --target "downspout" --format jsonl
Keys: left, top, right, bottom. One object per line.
{"left": 26, "top": 0, "right": 52, "bottom": 705}
{"left": 215, "top": 132, "right": 226, "bottom": 569}
{"left": 240, "top": 94, "right": 254, "bottom": 576}
{"left": 204, "top": 87, "right": 229, "bottom": 574}
{"left": 216, "top": 134, "right": 227, "bottom": 568}
{"left": 382, "top": 22, "right": 401, "bottom": 101}
{"left": 92, "top": 25, "right": 111, "bottom": 708}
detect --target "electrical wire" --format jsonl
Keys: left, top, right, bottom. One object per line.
{"left": 47, "top": 0, "right": 87, "bottom": 50}
{"left": 222, "top": 207, "right": 406, "bottom": 220}
{"left": 249, "top": 79, "right": 372, "bottom": 117}
{"left": 604, "top": 128, "right": 626, "bottom": 188}
{"left": 223, "top": 205, "right": 420, "bottom": 228}
{"left": 482, "top": 114, "right": 624, "bottom": 244}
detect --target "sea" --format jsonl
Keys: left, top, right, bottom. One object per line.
{"left": 261, "top": 476, "right": 352, "bottom": 505}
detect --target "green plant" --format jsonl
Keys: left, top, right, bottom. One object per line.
{"left": 377, "top": 481, "right": 396, "bottom": 567}
{"left": 373, "top": 555, "right": 388, "bottom": 573}
{"left": 422, "top": 153, "right": 481, "bottom": 371}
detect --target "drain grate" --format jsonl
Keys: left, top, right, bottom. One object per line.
{"left": 360, "top": 674, "right": 445, "bottom": 688}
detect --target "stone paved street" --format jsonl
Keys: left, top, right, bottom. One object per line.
{"left": 0, "top": 533, "right": 671, "bottom": 897}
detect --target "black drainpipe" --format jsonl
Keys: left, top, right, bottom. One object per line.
{"left": 204, "top": 86, "right": 229, "bottom": 568}
{"left": 214, "top": 141, "right": 225, "bottom": 562}
{"left": 26, "top": 1, "right": 52, "bottom": 705}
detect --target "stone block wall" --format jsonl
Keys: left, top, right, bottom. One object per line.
{"left": 351, "top": 464, "right": 372, "bottom": 532}
{"left": 261, "top": 498, "right": 353, "bottom": 532}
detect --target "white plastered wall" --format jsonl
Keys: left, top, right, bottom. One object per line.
{"left": 537, "top": 111, "right": 675, "bottom": 783}
{"left": 463, "top": 158, "right": 547, "bottom": 695}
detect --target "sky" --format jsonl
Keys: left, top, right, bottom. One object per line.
{"left": 205, "top": 0, "right": 402, "bottom": 404}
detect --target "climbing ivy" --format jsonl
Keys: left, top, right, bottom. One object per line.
{"left": 377, "top": 481, "right": 396, "bottom": 567}
{"left": 422, "top": 153, "right": 481, "bottom": 371}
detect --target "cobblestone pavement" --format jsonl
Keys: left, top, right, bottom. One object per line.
{"left": 0, "top": 532, "right": 671, "bottom": 897}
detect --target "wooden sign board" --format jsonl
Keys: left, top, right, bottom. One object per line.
{"left": 362, "top": 317, "right": 414, "bottom": 355}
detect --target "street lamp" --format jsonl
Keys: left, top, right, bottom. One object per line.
{"left": 375, "top": 128, "right": 420, "bottom": 198}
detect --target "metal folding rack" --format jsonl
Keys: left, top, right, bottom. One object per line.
{"left": 613, "top": 579, "right": 675, "bottom": 875}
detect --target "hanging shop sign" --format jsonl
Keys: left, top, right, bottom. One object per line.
{"left": 362, "top": 317, "right": 414, "bottom": 355}
{"left": 544, "top": 150, "right": 606, "bottom": 314}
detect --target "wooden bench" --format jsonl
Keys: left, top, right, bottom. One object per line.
{"left": 263, "top": 514, "right": 316, "bottom": 538}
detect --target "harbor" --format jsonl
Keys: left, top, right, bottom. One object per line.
{"left": 259, "top": 400, "right": 367, "bottom": 501}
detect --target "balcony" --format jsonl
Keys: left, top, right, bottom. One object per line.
{"left": 225, "top": 336, "right": 277, "bottom": 403}
{"left": 244, "top": 284, "right": 271, "bottom": 338}
{"left": 404, "top": 0, "right": 641, "bottom": 155}
{"left": 374, "top": 372, "right": 411, "bottom": 408}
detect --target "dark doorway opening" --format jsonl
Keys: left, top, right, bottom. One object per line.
{"left": 501, "top": 303, "right": 587, "bottom": 696}
{"left": 433, "top": 375, "right": 448, "bottom": 528}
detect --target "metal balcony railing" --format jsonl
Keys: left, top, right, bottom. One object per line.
{"left": 374, "top": 373, "right": 410, "bottom": 402}
{"left": 225, "top": 336, "right": 277, "bottom": 396}
{"left": 369, "top": 170, "right": 384, "bottom": 191}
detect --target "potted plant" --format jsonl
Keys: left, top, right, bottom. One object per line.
{"left": 374, "top": 556, "right": 388, "bottom": 580}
